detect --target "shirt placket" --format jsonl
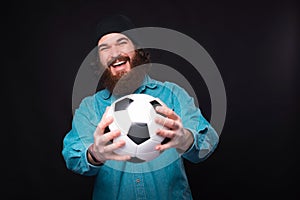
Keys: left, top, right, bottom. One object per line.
{"left": 132, "top": 164, "right": 147, "bottom": 200}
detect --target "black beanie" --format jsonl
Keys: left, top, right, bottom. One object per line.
{"left": 95, "top": 14, "right": 136, "bottom": 44}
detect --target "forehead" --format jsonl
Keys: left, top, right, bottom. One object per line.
{"left": 97, "top": 33, "right": 132, "bottom": 46}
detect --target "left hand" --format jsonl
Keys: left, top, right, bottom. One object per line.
{"left": 154, "top": 106, "right": 194, "bottom": 153}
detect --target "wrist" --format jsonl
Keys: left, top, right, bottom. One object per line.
{"left": 87, "top": 144, "right": 104, "bottom": 166}
{"left": 177, "top": 129, "right": 194, "bottom": 153}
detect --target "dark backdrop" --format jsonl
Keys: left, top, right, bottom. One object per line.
{"left": 5, "top": 0, "right": 299, "bottom": 199}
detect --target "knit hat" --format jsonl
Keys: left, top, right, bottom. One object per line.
{"left": 96, "top": 14, "right": 136, "bottom": 44}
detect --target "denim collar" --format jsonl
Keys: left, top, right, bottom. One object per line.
{"left": 100, "top": 75, "right": 158, "bottom": 100}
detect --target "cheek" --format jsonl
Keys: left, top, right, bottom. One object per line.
{"left": 127, "top": 50, "right": 136, "bottom": 61}
{"left": 122, "top": 44, "right": 135, "bottom": 56}
{"left": 99, "top": 54, "right": 108, "bottom": 67}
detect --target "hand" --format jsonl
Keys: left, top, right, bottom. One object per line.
{"left": 87, "top": 107, "right": 131, "bottom": 164}
{"left": 154, "top": 106, "right": 194, "bottom": 153}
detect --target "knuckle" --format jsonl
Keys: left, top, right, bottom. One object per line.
{"left": 172, "top": 120, "right": 176, "bottom": 126}
{"left": 96, "top": 124, "right": 104, "bottom": 133}
{"left": 115, "top": 142, "right": 122, "bottom": 148}
{"left": 156, "top": 117, "right": 163, "bottom": 124}
{"left": 99, "top": 147, "right": 105, "bottom": 154}
{"left": 97, "top": 134, "right": 106, "bottom": 144}
{"left": 167, "top": 131, "right": 173, "bottom": 138}
{"left": 102, "top": 134, "right": 109, "bottom": 142}
{"left": 98, "top": 120, "right": 105, "bottom": 128}
{"left": 94, "top": 136, "right": 100, "bottom": 144}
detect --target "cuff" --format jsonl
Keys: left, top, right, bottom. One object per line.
{"left": 182, "top": 128, "right": 197, "bottom": 155}
{"left": 182, "top": 127, "right": 208, "bottom": 163}
{"left": 85, "top": 144, "right": 104, "bottom": 168}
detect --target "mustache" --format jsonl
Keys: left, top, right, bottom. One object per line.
{"left": 107, "top": 55, "right": 130, "bottom": 68}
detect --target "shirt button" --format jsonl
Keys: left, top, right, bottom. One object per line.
{"left": 136, "top": 179, "right": 140, "bottom": 183}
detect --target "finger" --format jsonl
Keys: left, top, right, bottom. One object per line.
{"left": 103, "top": 106, "right": 111, "bottom": 118}
{"left": 156, "top": 129, "right": 175, "bottom": 138}
{"left": 107, "top": 153, "right": 131, "bottom": 161}
{"left": 155, "top": 142, "right": 173, "bottom": 151}
{"left": 103, "top": 139, "right": 126, "bottom": 152}
{"left": 95, "top": 106, "right": 112, "bottom": 135}
{"left": 95, "top": 115, "right": 114, "bottom": 136}
{"left": 155, "top": 106, "right": 179, "bottom": 120}
{"left": 98, "top": 129, "right": 121, "bottom": 144}
{"left": 155, "top": 117, "right": 180, "bottom": 130}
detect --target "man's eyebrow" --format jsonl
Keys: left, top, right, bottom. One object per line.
{"left": 98, "top": 43, "right": 108, "bottom": 49}
{"left": 116, "top": 37, "right": 129, "bottom": 43}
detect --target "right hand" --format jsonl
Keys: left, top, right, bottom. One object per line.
{"left": 87, "top": 107, "right": 131, "bottom": 164}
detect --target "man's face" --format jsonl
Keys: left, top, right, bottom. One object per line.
{"left": 98, "top": 33, "right": 136, "bottom": 76}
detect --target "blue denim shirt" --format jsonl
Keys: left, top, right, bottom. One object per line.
{"left": 62, "top": 75, "right": 219, "bottom": 200}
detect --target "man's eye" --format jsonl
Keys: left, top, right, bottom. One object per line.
{"left": 99, "top": 47, "right": 108, "bottom": 51}
{"left": 118, "top": 41, "right": 127, "bottom": 45}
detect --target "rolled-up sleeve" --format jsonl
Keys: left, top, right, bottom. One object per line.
{"left": 62, "top": 96, "right": 102, "bottom": 176}
{"left": 183, "top": 125, "right": 219, "bottom": 163}
{"left": 167, "top": 82, "right": 219, "bottom": 163}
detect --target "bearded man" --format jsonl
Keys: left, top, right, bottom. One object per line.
{"left": 62, "top": 14, "right": 219, "bottom": 200}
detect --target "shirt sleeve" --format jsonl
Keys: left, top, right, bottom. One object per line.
{"left": 61, "top": 96, "right": 103, "bottom": 176}
{"left": 168, "top": 82, "right": 219, "bottom": 163}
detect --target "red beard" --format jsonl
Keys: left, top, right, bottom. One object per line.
{"left": 100, "top": 50, "right": 150, "bottom": 96}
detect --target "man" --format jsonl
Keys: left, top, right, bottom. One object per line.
{"left": 62, "top": 14, "right": 219, "bottom": 200}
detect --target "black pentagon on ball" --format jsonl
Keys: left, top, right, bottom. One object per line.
{"left": 127, "top": 122, "right": 150, "bottom": 144}
{"left": 150, "top": 100, "right": 166, "bottom": 117}
{"left": 115, "top": 97, "right": 134, "bottom": 111}
{"left": 161, "top": 137, "right": 171, "bottom": 145}
{"left": 127, "top": 157, "right": 145, "bottom": 163}
{"left": 150, "top": 100, "right": 161, "bottom": 109}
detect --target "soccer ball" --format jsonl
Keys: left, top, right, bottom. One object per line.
{"left": 107, "top": 93, "right": 170, "bottom": 163}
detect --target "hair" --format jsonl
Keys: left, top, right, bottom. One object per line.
{"left": 131, "top": 48, "right": 151, "bottom": 67}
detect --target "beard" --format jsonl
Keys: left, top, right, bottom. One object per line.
{"left": 100, "top": 50, "right": 150, "bottom": 96}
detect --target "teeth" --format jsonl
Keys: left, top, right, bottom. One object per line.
{"left": 113, "top": 61, "right": 126, "bottom": 66}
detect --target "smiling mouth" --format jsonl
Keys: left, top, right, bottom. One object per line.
{"left": 111, "top": 60, "right": 127, "bottom": 68}
{"left": 107, "top": 56, "right": 130, "bottom": 68}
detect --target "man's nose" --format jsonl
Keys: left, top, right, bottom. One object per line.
{"left": 110, "top": 45, "right": 121, "bottom": 58}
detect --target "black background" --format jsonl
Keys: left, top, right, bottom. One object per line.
{"left": 5, "top": 0, "right": 299, "bottom": 199}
